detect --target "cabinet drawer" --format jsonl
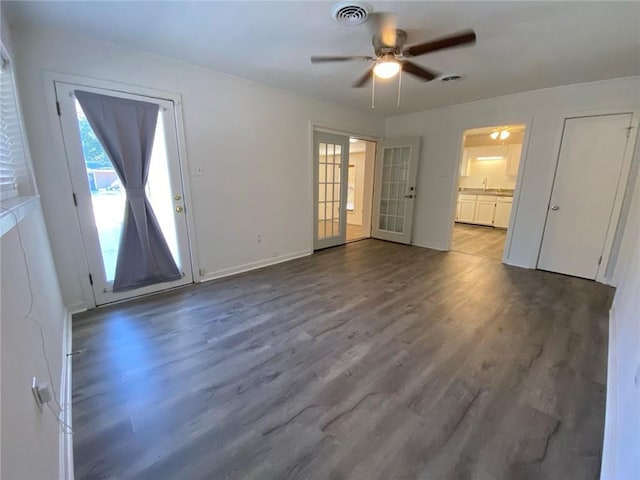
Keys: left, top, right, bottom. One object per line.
{"left": 458, "top": 194, "right": 477, "bottom": 201}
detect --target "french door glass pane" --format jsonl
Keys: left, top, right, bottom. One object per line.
{"left": 74, "top": 101, "right": 180, "bottom": 281}
{"left": 317, "top": 142, "right": 342, "bottom": 239}
{"left": 75, "top": 101, "right": 123, "bottom": 281}
{"left": 378, "top": 146, "right": 410, "bottom": 233}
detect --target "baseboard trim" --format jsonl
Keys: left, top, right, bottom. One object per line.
{"left": 200, "top": 250, "right": 312, "bottom": 283}
{"left": 66, "top": 303, "right": 87, "bottom": 315}
{"left": 600, "top": 305, "right": 618, "bottom": 480}
{"left": 410, "top": 241, "right": 445, "bottom": 251}
{"left": 503, "top": 258, "right": 534, "bottom": 269}
{"left": 59, "top": 309, "right": 74, "bottom": 480}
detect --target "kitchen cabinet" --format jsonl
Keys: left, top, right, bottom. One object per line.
{"left": 456, "top": 194, "right": 476, "bottom": 222}
{"left": 456, "top": 193, "right": 513, "bottom": 228}
{"left": 474, "top": 196, "right": 497, "bottom": 225}
{"left": 494, "top": 197, "right": 513, "bottom": 228}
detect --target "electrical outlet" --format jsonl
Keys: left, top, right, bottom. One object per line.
{"left": 31, "top": 377, "right": 52, "bottom": 412}
{"left": 257, "top": 233, "right": 263, "bottom": 244}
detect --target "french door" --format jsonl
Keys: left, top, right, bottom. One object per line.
{"left": 371, "top": 137, "right": 421, "bottom": 244}
{"left": 313, "top": 131, "right": 350, "bottom": 250}
{"left": 55, "top": 82, "right": 193, "bottom": 305}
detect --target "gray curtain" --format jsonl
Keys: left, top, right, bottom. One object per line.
{"left": 75, "top": 90, "right": 181, "bottom": 292}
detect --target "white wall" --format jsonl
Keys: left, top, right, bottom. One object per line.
{"left": 601, "top": 161, "right": 640, "bottom": 479}
{"left": 1, "top": 205, "right": 67, "bottom": 480}
{"left": 11, "top": 25, "right": 385, "bottom": 309}
{"left": 347, "top": 151, "right": 365, "bottom": 226}
{"left": 1, "top": 18, "right": 67, "bottom": 480}
{"left": 385, "top": 77, "right": 640, "bottom": 273}
{"left": 459, "top": 154, "right": 519, "bottom": 190}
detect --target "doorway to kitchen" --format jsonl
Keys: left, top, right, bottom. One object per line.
{"left": 451, "top": 124, "right": 526, "bottom": 261}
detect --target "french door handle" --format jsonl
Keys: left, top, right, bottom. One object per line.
{"left": 404, "top": 194, "right": 415, "bottom": 199}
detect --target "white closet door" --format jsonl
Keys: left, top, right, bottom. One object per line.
{"left": 371, "top": 137, "right": 421, "bottom": 244}
{"left": 538, "top": 113, "right": 635, "bottom": 280}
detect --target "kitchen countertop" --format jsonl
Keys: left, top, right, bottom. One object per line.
{"left": 458, "top": 188, "right": 515, "bottom": 197}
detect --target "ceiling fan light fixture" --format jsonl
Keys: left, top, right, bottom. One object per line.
{"left": 373, "top": 59, "right": 401, "bottom": 79}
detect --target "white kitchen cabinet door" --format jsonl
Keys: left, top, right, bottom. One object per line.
{"left": 457, "top": 194, "right": 476, "bottom": 223}
{"left": 494, "top": 198, "right": 513, "bottom": 228}
{"left": 474, "top": 197, "right": 497, "bottom": 225}
{"left": 505, "top": 144, "right": 522, "bottom": 177}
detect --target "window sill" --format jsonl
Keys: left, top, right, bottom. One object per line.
{"left": 0, "top": 195, "right": 40, "bottom": 238}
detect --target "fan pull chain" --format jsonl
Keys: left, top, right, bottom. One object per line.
{"left": 397, "top": 68, "right": 403, "bottom": 108}
{"left": 371, "top": 73, "right": 376, "bottom": 109}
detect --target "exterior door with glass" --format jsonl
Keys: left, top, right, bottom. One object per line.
{"left": 55, "top": 82, "right": 193, "bottom": 306}
{"left": 314, "top": 131, "right": 350, "bottom": 250}
{"left": 371, "top": 137, "right": 421, "bottom": 244}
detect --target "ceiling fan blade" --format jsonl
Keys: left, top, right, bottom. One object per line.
{"left": 369, "top": 12, "right": 397, "bottom": 47}
{"left": 402, "top": 61, "right": 440, "bottom": 82}
{"left": 352, "top": 67, "right": 374, "bottom": 88}
{"left": 311, "top": 55, "right": 374, "bottom": 63}
{"left": 404, "top": 30, "right": 476, "bottom": 57}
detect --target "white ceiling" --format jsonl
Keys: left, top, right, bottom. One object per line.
{"left": 4, "top": 1, "right": 640, "bottom": 117}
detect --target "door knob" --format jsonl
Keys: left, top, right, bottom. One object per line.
{"left": 175, "top": 206, "right": 184, "bottom": 213}
{"left": 551, "top": 205, "right": 560, "bottom": 211}
{"left": 404, "top": 194, "right": 415, "bottom": 199}
{"left": 174, "top": 194, "right": 182, "bottom": 201}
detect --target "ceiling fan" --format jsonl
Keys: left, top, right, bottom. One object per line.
{"left": 311, "top": 13, "right": 476, "bottom": 87}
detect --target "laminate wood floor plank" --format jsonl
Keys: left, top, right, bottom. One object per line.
{"left": 72, "top": 239, "right": 612, "bottom": 479}
{"left": 452, "top": 223, "right": 508, "bottom": 261}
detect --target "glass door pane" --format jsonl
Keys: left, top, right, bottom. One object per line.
{"left": 378, "top": 146, "right": 410, "bottom": 234}
{"left": 75, "top": 101, "right": 124, "bottom": 282}
{"left": 317, "top": 142, "right": 343, "bottom": 240}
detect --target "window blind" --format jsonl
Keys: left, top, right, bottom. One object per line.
{"left": 0, "top": 56, "right": 29, "bottom": 201}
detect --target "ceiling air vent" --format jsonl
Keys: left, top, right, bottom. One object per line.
{"left": 440, "top": 74, "right": 463, "bottom": 83}
{"left": 331, "top": 2, "right": 372, "bottom": 26}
